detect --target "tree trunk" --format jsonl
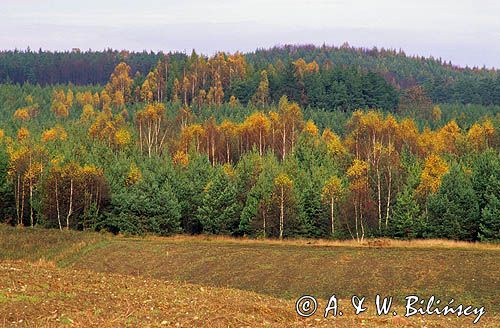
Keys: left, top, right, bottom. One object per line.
{"left": 282, "top": 126, "right": 286, "bottom": 161}
{"left": 360, "top": 214, "right": 365, "bottom": 242}
{"left": 29, "top": 153, "right": 33, "bottom": 227}
{"left": 29, "top": 178, "right": 33, "bottom": 227}
{"left": 139, "top": 122, "right": 143, "bottom": 154}
{"left": 354, "top": 199, "right": 359, "bottom": 243}
{"left": 211, "top": 136, "right": 216, "bottom": 166}
{"left": 15, "top": 174, "right": 20, "bottom": 225}
{"left": 55, "top": 176, "right": 62, "bottom": 231}
{"left": 263, "top": 209, "right": 266, "bottom": 238}
{"left": 271, "top": 127, "right": 275, "bottom": 152}
{"left": 66, "top": 178, "right": 73, "bottom": 230}
{"left": 376, "top": 163, "right": 382, "bottom": 231}
{"left": 259, "top": 128, "right": 263, "bottom": 156}
{"left": 279, "top": 186, "right": 284, "bottom": 240}
{"left": 20, "top": 178, "right": 25, "bottom": 226}
{"left": 385, "top": 166, "right": 392, "bottom": 228}
{"left": 330, "top": 197, "right": 335, "bottom": 235}
{"left": 164, "top": 61, "right": 168, "bottom": 102}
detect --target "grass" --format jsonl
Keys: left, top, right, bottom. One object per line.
{"left": 1, "top": 224, "right": 499, "bottom": 327}
{"left": 120, "top": 232, "right": 500, "bottom": 250}
{"left": 0, "top": 225, "right": 108, "bottom": 262}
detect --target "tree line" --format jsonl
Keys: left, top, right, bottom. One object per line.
{"left": 1, "top": 45, "right": 499, "bottom": 107}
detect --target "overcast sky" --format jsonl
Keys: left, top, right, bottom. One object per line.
{"left": 1, "top": 0, "right": 499, "bottom": 68}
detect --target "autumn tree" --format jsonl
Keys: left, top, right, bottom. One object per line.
{"left": 277, "top": 96, "right": 304, "bottom": 160}
{"left": 105, "top": 62, "right": 133, "bottom": 107}
{"left": 252, "top": 70, "right": 269, "bottom": 108}
{"left": 273, "top": 173, "right": 293, "bottom": 240}
{"left": 245, "top": 112, "right": 270, "bottom": 156}
{"left": 135, "top": 103, "right": 170, "bottom": 157}
{"left": 416, "top": 154, "right": 449, "bottom": 200}
{"left": 43, "top": 162, "right": 109, "bottom": 230}
{"left": 322, "top": 176, "right": 344, "bottom": 235}
{"left": 51, "top": 89, "right": 72, "bottom": 118}
{"left": 180, "top": 124, "right": 205, "bottom": 154}
{"left": 203, "top": 117, "right": 219, "bottom": 165}
{"left": 219, "top": 120, "right": 237, "bottom": 163}
{"left": 347, "top": 159, "right": 370, "bottom": 242}
{"left": 7, "top": 128, "right": 46, "bottom": 227}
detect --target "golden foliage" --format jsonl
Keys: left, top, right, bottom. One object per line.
{"left": 245, "top": 112, "right": 271, "bottom": 134}
{"left": 416, "top": 154, "right": 449, "bottom": 197}
{"left": 14, "top": 108, "right": 30, "bottom": 121}
{"left": 252, "top": 70, "right": 269, "bottom": 107}
{"left": 17, "top": 127, "right": 30, "bottom": 141}
{"left": 114, "top": 127, "right": 131, "bottom": 147}
{"left": 126, "top": 163, "right": 142, "bottom": 185}
{"left": 229, "top": 95, "right": 238, "bottom": 107}
{"left": 76, "top": 91, "right": 94, "bottom": 107}
{"left": 438, "top": 120, "right": 461, "bottom": 153}
{"left": 51, "top": 89, "right": 71, "bottom": 118}
{"left": 274, "top": 173, "right": 293, "bottom": 188}
{"left": 322, "top": 175, "right": 343, "bottom": 200}
{"left": 173, "top": 150, "right": 189, "bottom": 168}
{"left": 322, "top": 128, "right": 345, "bottom": 156}
{"left": 432, "top": 105, "right": 442, "bottom": 122}
{"left": 303, "top": 120, "right": 318, "bottom": 137}
{"left": 105, "top": 62, "right": 133, "bottom": 106}
{"left": 81, "top": 104, "right": 95, "bottom": 122}
{"left": 222, "top": 163, "right": 235, "bottom": 178}
{"left": 418, "top": 128, "right": 443, "bottom": 156}
{"left": 42, "top": 125, "right": 68, "bottom": 143}
{"left": 347, "top": 159, "right": 369, "bottom": 191}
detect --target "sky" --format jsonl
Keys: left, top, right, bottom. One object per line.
{"left": 1, "top": 0, "right": 499, "bottom": 68}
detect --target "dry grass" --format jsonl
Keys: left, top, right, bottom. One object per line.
{"left": 0, "top": 224, "right": 108, "bottom": 264}
{"left": 128, "top": 233, "right": 500, "bottom": 251}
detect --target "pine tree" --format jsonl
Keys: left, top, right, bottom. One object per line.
{"left": 109, "top": 168, "right": 181, "bottom": 235}
{"left": 427, "top": 166, "right": 480, "bottom": 240}
{"left": 197, "top": 168, "right": 241, "bottom": 234}
{"left": 0, "top": 145, "right": 15, "bottom": 222}
{"left": 472, "top": 150, "right": 500, "bottom": 241}
{"left": 479, "top": 193, "right": 499, "bottom": 242}
{"left": 172, "top": 154, "right": 212, "bottom": 234}
{"left": 390, "top": 188, "right": 423, "bottom": 238}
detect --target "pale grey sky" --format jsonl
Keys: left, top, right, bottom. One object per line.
{"left": 1, "top": 0, "right": 499, "bottom": 68}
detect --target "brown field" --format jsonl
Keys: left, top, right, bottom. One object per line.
{"left": 0, "top": 225, "right": 499, "bottom": 327}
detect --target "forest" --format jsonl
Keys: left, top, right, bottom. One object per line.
{"left": 0, "top": 46, "right": 499, "bottom": 242}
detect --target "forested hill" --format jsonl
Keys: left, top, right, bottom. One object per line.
{"left": 1, "top": 45, "right": 499, "bottom": 106}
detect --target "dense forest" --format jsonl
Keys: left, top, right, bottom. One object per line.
{"left": 0, "top": 46, "right": 499, "bottom": 242}
{"left": 1, "top": 45, "right": 499, "bottom": 106}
